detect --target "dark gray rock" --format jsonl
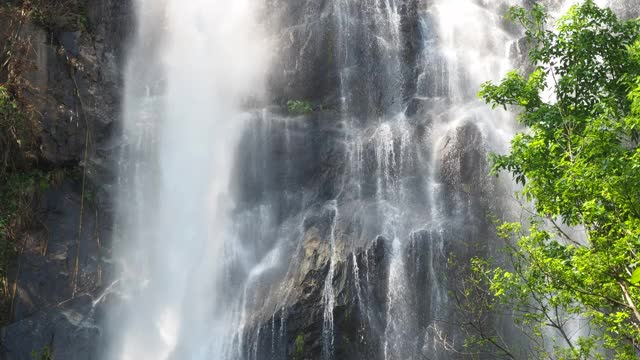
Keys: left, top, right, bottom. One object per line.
{"left": 0, "top": 1, "right": 131, "bottom": 358}
{"left": 19, "top": 0, "right": 131, "bottom": 166}
{"left": 267, "top": 0, "right": 339, "bottom": 106}
{"left": 243, "top": 233, "right": 388, "bottom": 360}
{"left": 9, "top": 180, "right": 107, "bottom": 323}
{"left": 0, "top": 295, "right": 101, "bottom": 360}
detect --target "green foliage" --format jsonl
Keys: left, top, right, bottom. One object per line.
{"left": 448, "top": 254, "right": 520, "bottom": 359}
{"left": 631, "top": 267, "right": 640, "bottom": 285}
{"left": 28, "top": 0, "right": 88, "bottom": 32}
{"left": 476, "top": 1, "right": 640, "bottom": 358}
{"left": 294, "top": 334, "right": 305, "bottom": 360}
{"left": 31, "top": 346, "right": 52, "bottom": 360}
{"left": 0, "top": 87, "right": 46, "bottom": 325}
{"left": 0, "top": 85, "right": 38, "bottom": 176}
{"left": 0, "top": 170, "right": 48, "bottom": 323}
{"left": 287, "top": 100, "right": 314, "bottom": 116}
{"left": 0, "top": 0, "right": 66, "bottom": 327}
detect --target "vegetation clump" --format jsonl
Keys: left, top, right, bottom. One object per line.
{"left": 459, "top": 1, "right": 640, "bottom": 358}
{"left": 31, "top": 346, "right": 52, "bottom": 360}
{"left": 29, "top": 0, "right": 88, "bottom": 32}
{"left": 0, "top": 0, "right": 53, "bottom": 325}
{"left": 287, "top": 99, "right": 314, "bottom": 116}
{"left": 0, "top": 86, "right": 39, "bottom": 174}
{"left": 1, "top": 0, "right": 88, "bottom": 32}
{"left": 294, "top": 334, "right": 305, "bottom": 360}
{"left": 0, "top": 86, "right": 47, "bottom": 325}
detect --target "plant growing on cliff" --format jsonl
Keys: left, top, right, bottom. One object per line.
{"left": 31, "top": 346, "right": 52, "bottom": 360}
{"left": 0, "top": 86, "right": 39, "bottom": 174}
{"left": 0, "top": 5, "right": 48, "bottom": 324}
{"left": 0, "top": 170, "right": 48, "bottom": 325}
{"left": 17, "top": 0, "right": 88, "bottom": 32}
{"left": 287, "top": 99, "right": 314, "bottom": 116}
{"left": 294, "top": 334, "right": 305, "bottom": 360}
{"left": 467, "top": 1, "right": 640, "bottom": 358}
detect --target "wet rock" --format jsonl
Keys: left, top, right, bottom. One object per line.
{"left": 0, "top": 295, "right": 102, "bottom": 360}
{"left": 19, "top": 4, "right": 129, "bottom": 166}
{"left": 0, "top": 1, "right": 131, "bottom": 358}
{"left": 246, "top": 234, "right": 389, "bottom": 360}
{"left": 439, "top": 121, "right": 491, "bottom": 197}
{"left": 405, "top": 97, "right": 447, "bottom": 119}
{"left": 268, "top": 0, "right": 339, "bottom": 105}
{"left": 232, "top": 110, "right": 347, "bottom": 221}
{"left": 9, "top": 180, "right": 107, "bottom": 324}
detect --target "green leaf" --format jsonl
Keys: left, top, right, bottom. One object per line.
{"left": 630, "top": 267, "right": 640, "bottom": 285}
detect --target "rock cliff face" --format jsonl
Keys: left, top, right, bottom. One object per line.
{"left": 0, "top": 0, "right": 506, "bottom": 358}
{"left": 0, "top": 1, "right": 132, "bottom": 358}
{"left": 0, "top": 0, "right": 502, "bottom": 358}
{"left": 224, "top": 1, "right": 507, "bottom": 358}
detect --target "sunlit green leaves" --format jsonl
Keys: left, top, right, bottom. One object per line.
{"left": 476, "top": 1, "right": 640, "bottom": 358}
{"left": 631, "top": 267, "right": 640, "bottom": 285}
{"left": 287, "top": 99, "right": 313, "bottom": 116}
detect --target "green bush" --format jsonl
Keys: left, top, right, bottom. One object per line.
{"left": 0, "top": 85, "right": 48, "bottom": 325}
{"left": 0, "top": 170, "right": 48, "bottom": 323}
{"left": 294, "top": 334, "right": 304, "bottom": 360}
{"left": 28, "top": 0, "right": 88, "bottom": 32}
{"left": 472, "top": 1, "right": 640, "bottom": 358}
{"left": 31, "top": 346, "right": 52, "bottom": 360}
{"left": 287, "top": 100, "right": 313, "bottom": 116}
{"left": 0, "top": 85, "right": 38, "bottom": 176}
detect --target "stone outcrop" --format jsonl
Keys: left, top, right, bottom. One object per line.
{"left": 1, "top": 1, "right": 132, "bottom": 358}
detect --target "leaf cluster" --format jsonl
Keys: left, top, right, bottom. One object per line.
{"left": 287, "top": 99, "right": 314, "bottom": 116}
{"left": 0, "top": 5, "right": 49, "bottom": 324}
{"left": 26, "top": 0, "right": 88, "bottom": 32}
{"left": 475, "top": 1, "right": 640, "bottom": 358}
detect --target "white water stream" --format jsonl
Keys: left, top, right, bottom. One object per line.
{"left": 109, "top": 0, "right": 268, "bottom": 359}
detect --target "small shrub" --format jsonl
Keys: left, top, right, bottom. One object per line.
{"left": 0, "top": 170, "right": 48, "bottom": 324}
{"left": 287, "top": 100, "right": 313, "bottom": 116}
{"left": 0, "top": 0, "right": 61, "bottom": 327}
{"left": 28, "top": 0, "right": 88, "bottom": 32}
{"left": 0, "top": 85, "right": 45, "bottom": 328}
{"left": 294, "top": 334, "right": 304, "bottom": 360}
{"left": 31, "top": 346, "right": 52, "bottom": 360}
{"left": 0, "top": 86, "right": 39, "bottom": 177}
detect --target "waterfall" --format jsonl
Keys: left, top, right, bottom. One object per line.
{"left": 321, "top": 201, "right": 339, "bottom": 360}
{"left": 105, "top": 0, "right": 637, "bottom": 359}
{"left": 108, "top": 0, "right": 268, "bottom": 359}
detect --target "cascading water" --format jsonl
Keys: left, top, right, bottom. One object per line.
{"left": 108, "top": 0, "right": 268, "bottom": 359}
{"left": 321, "top": 201, "right": 339, "bottom": 360}
{"left": 106, "top": 0, "right": 637, "bottom": 359}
